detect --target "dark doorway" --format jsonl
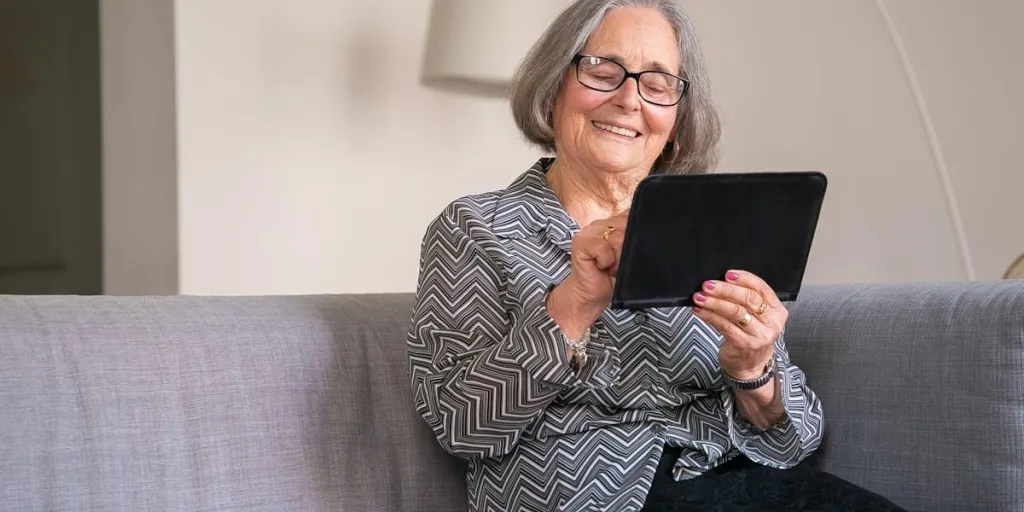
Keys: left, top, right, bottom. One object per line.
{"left": 0, "top": 0, "right": 102, "bottom": 294}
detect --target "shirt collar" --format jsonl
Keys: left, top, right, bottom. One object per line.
{"left": 493, "top": 158, "right": 578, "bottom": 250}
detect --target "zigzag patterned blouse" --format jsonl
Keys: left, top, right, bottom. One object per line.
{"left": 406, "top": 158, "right": 824, "bottom": 512}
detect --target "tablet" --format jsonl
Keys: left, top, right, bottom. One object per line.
{"left": 610, "top": 171, "right": 827, "bottom": 310}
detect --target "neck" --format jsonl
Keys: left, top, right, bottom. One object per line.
{"left": 546, "top": 157, "right": 646, "bottom": 227}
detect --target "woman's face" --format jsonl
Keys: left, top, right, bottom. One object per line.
{"left": 552, "top": 7, "right": 680, "bottom": 176}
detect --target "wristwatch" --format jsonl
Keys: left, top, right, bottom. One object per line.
{"left": 722, "top": 356, "right": 777, "bottom": 390}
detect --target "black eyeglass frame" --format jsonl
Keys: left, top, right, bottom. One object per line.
{"left": 570, "top": 54, "right": 690, "bottom": 107}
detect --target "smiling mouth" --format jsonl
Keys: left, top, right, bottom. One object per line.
{"left": 593, "top": 121, "right": 641, "bottom": 138}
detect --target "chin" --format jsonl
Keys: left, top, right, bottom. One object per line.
{"left": 582, "top": 142, "right": 655, "bottom": 175}
{"left": 589, "top": 155, "right": 649, "bottom": 175}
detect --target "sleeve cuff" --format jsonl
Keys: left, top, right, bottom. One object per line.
{"left": 726, "top": 352, "right": 804, "bottom": 467}
{"left": 500, "top": 295, "right": 618, "bottom": 389}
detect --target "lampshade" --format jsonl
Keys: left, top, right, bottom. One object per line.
{"left": 421, "top": 0, "right": 570, "bottom": 98}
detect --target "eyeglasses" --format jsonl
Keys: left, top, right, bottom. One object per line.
{"left": 571, "top": 54, "right": 689, "bottom": 107}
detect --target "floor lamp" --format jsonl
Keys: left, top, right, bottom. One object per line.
{"left": 420, "top": 0, "right": 570, "bottom": 98}
{"left": 1006, "top": 253, "right": 1024, "bottom": 279}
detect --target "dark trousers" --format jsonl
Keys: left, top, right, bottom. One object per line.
{"left": 640, "top": 447, "right": 907, "bottom": 512}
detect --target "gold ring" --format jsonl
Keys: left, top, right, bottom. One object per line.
{"left": 736, "top": 312, "right": 752, "bottom": 327}
{"left": 602, "top": 226, "right": 616, "bottom": 241}
{"left": 756, "top": 302, "right": 768, "bottom": 315}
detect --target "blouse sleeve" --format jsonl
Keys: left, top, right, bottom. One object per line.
{"left": 725, "top": 330, "right": 825, "bottom": 467}
{"left": 406, "top": 205, "right": 605, "bottom": 460}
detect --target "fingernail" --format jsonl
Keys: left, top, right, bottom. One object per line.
{"left": 694, "top": 293, "right": 707, "bottom": 303}
{"left": 704, "top": 281, "right": 716, "bottom": 291}
{"left": 726, "top": 271, "right": 739, "bottom": 282}
{"left": 693, "top": 306, "right": 702, "bottom": 313}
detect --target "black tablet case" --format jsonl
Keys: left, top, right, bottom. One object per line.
{"left": 610, "top": 172, "right": 827, "bottom": 310}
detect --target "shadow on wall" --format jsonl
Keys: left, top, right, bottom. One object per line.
{"left": 340, "top": 26, "right": 391, "bottom": 114}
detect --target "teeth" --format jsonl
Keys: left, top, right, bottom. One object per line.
{"left": 594, "top": 122, "right": 638, "bottom": 138}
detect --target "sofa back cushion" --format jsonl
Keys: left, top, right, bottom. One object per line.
{"left": 0, "top": 293, "right": 466, "bottom": 511}
{"left": 785, "top": 281, "right": 1024, "bottom": 512}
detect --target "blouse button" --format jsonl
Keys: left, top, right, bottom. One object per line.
{"left": 633, "top": 311, "right": 648, "bottom": 325}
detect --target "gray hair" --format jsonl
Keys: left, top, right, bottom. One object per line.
{"left": 508, "top": 0, "right": 721, "bottom": 174}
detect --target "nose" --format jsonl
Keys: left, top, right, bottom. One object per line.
{"left": 612, "top": 77, "right": 642, "bottom": 111}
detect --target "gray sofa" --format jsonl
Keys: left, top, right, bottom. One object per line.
{"left": 1, "top": 281, "right": 1022, "bottom": 511}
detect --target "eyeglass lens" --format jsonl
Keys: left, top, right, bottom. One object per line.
{"left": 576, "top": 56, "right": 684, "bottom": 106}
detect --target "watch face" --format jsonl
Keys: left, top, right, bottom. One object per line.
{"left": 1007, "top": 253, "right": 1024, "bottom": 279}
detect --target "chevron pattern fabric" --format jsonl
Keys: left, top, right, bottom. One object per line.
{"left": 406, "top": 159, "right": 824, "bottom": 512}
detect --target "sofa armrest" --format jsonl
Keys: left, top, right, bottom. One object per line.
{"left": 784, "top": 282, "right": 1024, "bottom": 512}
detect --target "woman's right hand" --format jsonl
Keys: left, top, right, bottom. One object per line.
{"left": 546, "top": 212, "right": 629, "bottom": 338}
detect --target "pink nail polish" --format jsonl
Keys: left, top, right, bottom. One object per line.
{"left": 695, "top": 293, "right": 707, "bottom": 303}
{"left": 726, "top": 271, "right": 739, "bottom": 282}
{"left": 704, "top": 281, "right": 716, "bottom": 291}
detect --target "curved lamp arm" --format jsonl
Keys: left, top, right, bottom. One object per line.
{"left": 1005, "top": 253, "right": 1024, "bottom": 279}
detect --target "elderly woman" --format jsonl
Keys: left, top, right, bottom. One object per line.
{"left": 407, "top": 1, "right": 905, "bottom": 511}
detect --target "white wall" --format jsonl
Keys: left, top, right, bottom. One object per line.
{"left": 882, "top": 0, "right": 1024, "bottom": 282}
{"left": 114, "top": 0, "right": 1024, "bottom": 295}
{"left": 174, "top": 0, "right": 538, "bottom": 294}
{"left": 692, "top": 0, "right": 1023, "bottom": 283}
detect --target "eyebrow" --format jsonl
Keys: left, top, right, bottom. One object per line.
{"left": 601, "top": 53, "right": 679, "bottom": 76}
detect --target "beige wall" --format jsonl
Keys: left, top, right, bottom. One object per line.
{"left": 173, "top": 0, "right": 538, "bottom": 294}
{"left": 129, "top": 0, "right": 1024, "bottom": 295}
{"left": 881, "top": 0, "right": 1024, "bottom": 282}
{"left": 694, "top": 0, "right": 1024, "bottom": 283}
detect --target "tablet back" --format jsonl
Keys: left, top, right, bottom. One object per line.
{"left": 610, "top": 171, "right": 827, "bottom": 310}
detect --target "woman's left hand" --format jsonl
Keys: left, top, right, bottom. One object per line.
{"left": 692, "top": 270, "right": 787, "bottom": 381}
